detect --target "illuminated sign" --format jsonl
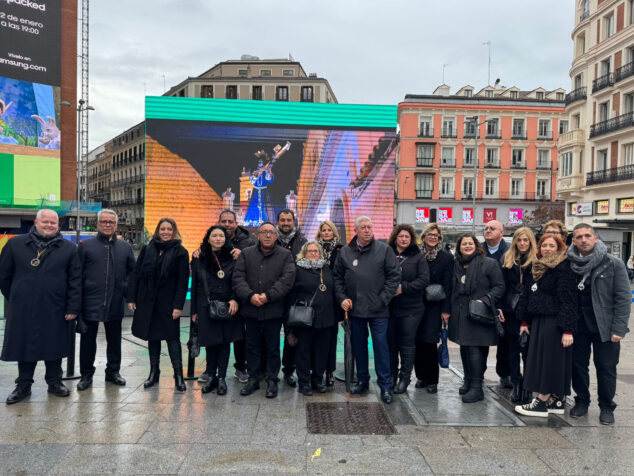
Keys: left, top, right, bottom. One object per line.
{"left": 437, "top": 207, "right": 452, "bottom": 223}
{"left": 596, "top": 200, "right": 609, "bottom": 214}
{"left": 483, "top": 208, "right": 496, "bottom": 223}
{"left": 509, "top": 209, "right": 523, "bottom": 224}
{"left": 462, "top": 208, "right": 473, "bottom": 224}
{"left": 619, "top": 198, "right": 633, "bottom": 213}
{"left": 415, "top": 207, "right": 429, "bottom": 223}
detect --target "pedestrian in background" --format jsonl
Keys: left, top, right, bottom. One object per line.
{"left": 191, "top": 225, "right": 242, "bottom": 396}
{"left": 128, "top": 218, "right": 189, "bottom": 392}
{"left": 449, "top": 233, "right": 505, "bottom": 403}
{"left": 515, "top": 233, "right": 578, "bottom": 417}
{"left": 387, "top": 224, "right": 429, "bottom": 394}
{"left": 415, "top": 223, "right": 453, "bottom": 393}
{"left": 1, "top": 209, "right": 81, "bottom": 404}
{"left": 542, "top": 219, "right": 569, "bottom": 246}
{"left": 77, "top": 209, "right": 135, "bottom": 391}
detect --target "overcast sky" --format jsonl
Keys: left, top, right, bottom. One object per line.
{"left": 88, "top": 0, "right": 574, "bottom": 149}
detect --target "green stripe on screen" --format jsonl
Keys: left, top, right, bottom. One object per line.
{"left": 145, "top": 97, "right": 397, "bottom": 128}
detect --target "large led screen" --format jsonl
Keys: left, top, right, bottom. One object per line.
{"left": 145, "top": 98, "right": 397, "bottom": 255}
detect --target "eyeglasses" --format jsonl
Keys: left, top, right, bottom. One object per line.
{"left": 258, "top": 230, "right": 277, "bottom": 236}
{"left": 544, "top": 230, "right": 563, "bottom": 235}
{"left": 425, "top": 233, "right": 440, "bottom": 238}
{"left": 99, "top": 221, "right": 116, "bottom": 225}
{"left": 306, "top": 250, "right": 320, "bottom": 254}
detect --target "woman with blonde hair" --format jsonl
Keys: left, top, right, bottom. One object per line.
{"left": 501, "top": 227, "right": 537, "bottom": 403}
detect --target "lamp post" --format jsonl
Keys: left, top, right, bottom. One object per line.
{"left": 61, "top": 100, "right": 94, "bottom": 244}
{"left": 467, "top": 116, "right": 494, "bottom": 234}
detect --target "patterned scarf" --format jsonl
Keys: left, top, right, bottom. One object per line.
{"left": 531, "top": 251, "right": 567, "bottom": 282}
{"left": 318, "top": 237, "right": 339, "bottom": 264}
{"left": 422, "top": 242, "right": 443, "bottom": 262}
{"left": 276, "top": 226, "right": 297, "bottom": 246}
{"left": 297, "top": 258, "right": 325, "bottom": 270}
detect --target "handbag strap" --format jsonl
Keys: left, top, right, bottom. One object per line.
{"left": 199, "top": 264, "right": 212, "bottom": 303}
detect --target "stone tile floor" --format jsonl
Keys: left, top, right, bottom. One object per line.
{"left": 0, "top": 311, "right": 633, "bottom": 474}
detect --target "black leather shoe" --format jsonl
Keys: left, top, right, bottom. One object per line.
{"left": 105, "top": 372, "right": 126, "bottom": 386}
{"left": 283, "top": 374, "right": 297, "bottom": 387}
{"left": 143, "top": 366, "right": 160, "bottom": 389}
{"left": 325, "top": 373, "right": 335, "bottom": 387}
{"left": 499, "top": 376, "right": 513, "bottom": 389}
{"left": 511, "top": 382, "right": 522, "bottom": 403}
{"left": 299, "top": 383, "right": 313, "bottom": 396}
{"left": 350, "top": 382, "right": 369, "bottom": 395}
{"left": 201, "top": 377, "right": 218, "bottom": 394}
{"left": 458, "top": 379, "right": 470, "bottom": 395}
{"left": 426, "top": 384, "right": 438, "bottom": 394}
{"left": 266, "top": 380, "right": 278, "bottom": 398}
{"left": 393, "top": 378, "right": 410, "bottom": 394}
{"left": 240, "top": 380, "right": 260, "bottom": 396}
{"left": 381, "top": 389, "right": 393, "bottom": 404}
{"left": 77, "top": 376, "right": 93, "bottom": 391}
{"left": 174, "top": 369, "right": 187, "bottom": 392}
{"left": 48, "top": 383, "right": 70, "bottom": 397}
{"left": 6, "top": 386, "right": 31, "bottom": 404}
{"left": 600, "top": 408, "right": 615, "bottom": 425}
{"left": 312, "top": 383, "right": 327, "bottom": 394}
{"left": 216, "top": 378, "right": 227, "bottom": 396}
{"left": 570, "top": 403, "right": 589, "bottom": 418}
{"left": 415, "top": 380, "right": 427, "bottom": 389}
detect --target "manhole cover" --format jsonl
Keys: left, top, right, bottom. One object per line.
{"left": 306, "top": 402, "right": 396, "bottom": 435}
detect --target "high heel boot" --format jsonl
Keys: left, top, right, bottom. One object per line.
{"left": 174, "top": 367, "right": 186, "bottom": 392}
{"left": 143, "top": 366, "right": 160, "bottom": 388}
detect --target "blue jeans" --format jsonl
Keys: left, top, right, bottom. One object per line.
{"left": 351, "top": 317, "right": 392, "bottom": 390}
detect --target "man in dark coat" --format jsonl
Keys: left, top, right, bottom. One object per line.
{"left": 483, "top": 220, "right": 512, "bottom": 388}
{"left": 333, "top": 216, "right": 401, "bottom": 404}
{"left": 76, "top": 209, "right": 135, "bottom": 391}
{"left": 0, "top": 209, "right": 81, "bottom": 404}
{"left": 233, "top": 221, "right": 296, "bottom": 398}
{"left": 275, "top": 208, "right": 307, "bottom": 387}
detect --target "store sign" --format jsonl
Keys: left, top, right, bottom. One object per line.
{"left": 596, "top": 200, "right": 609, "bottom": 214}
{"left": 575, "top": 203, "right": 592, "bottom": 216}
{"left": 483, "top": 208, "right": 497, "bottom": 223}
{"left": 619, "top": 198, "right": 634, "bottom": 213}
{"left": 415, "top": 207, "right": 430, "bottom": 223}
{"left": 438, "top": 207, "right": 452, "bottom": 223}
{"left": 462, "top": 208, "right": 473, "bottom": 224}
{"left": 509, "top": 209, "right": 523, "bottom": 224}
{"left": 569, "top": 202, "right": 577, "bottom": 215}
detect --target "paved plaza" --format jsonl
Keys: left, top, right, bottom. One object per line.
{"left": 1, "top": 308, "right": 633, "bottom": 475}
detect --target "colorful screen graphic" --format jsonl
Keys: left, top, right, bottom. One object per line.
{"left": 145, "top": 98, "right": 397, "bottom": 254}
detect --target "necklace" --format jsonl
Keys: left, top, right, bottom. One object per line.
{"left": 212, "top": 251, "right": 225, "bottom": 279}
{"left": 319, "top": 269, "right": 326, "bottom": 292}
{"left": 31, "top": 248, "right": 48, "bottom": 267}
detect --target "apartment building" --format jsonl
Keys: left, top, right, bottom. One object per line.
{"left": 86, "top": 142, "right": 112, "bottom": 210}
{"left": 558, "top": 0, "right": 634, "bottom": 259}
{"left": 397, "top": 84, "right": 565, "bottom": 234}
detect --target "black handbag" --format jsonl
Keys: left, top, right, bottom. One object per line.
{"left": 503, "top": 292, "right": 521, "bottom": 311}
{"left": 425, "top": 284, "right": 446, "bottom": 302}
{"left": 468, "top": 299, "right": 496, "bottom": 326}
{"left": 518, "top": 332, "right": 529, "bottom": 350}
{"left": 200, "top": 268, "right": 232, "bottom": 321}
{"left": 287, "top": 286, "right": 319, "bottom": 328}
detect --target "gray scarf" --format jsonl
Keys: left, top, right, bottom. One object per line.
{"left": 276, "top": 226, "right": 297, "bottom": 246}
{"left": 567, "top": 240, "right": 607, "bottom": 285}
{"left": 297, "top": 258, "right": 325, "bottom": 269}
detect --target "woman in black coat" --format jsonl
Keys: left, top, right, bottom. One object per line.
{"left": 414, "top": 223, "right": 453, "bottom": 394}
{"left": 500, "top": 227, "right": 537, "bottom": 403}
{"left": 128, "top": 218, "right": 190, "bottom": 392}
{"left": 514, "top": 234, "right": 578, "bottom": 417}
{"left": 316, "top": 220, "right": 344, "bottom": 387}
{"left": 449, "top": 233, "right": 505, "bottom": 403}
{"left": 191, "top": 225, "right": 243, "bottom": 396}
{"left": 387, "top": 224, "right": 430, "bottom": 394}
{"left": 288, "top": 241, "right": 337, "bottom": 396}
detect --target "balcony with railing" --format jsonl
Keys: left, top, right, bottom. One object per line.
{"left": 463, "top": 128, "right": 476, "bottom": 138}
{"left": 416, "top": 189, "right": 433, "bottom": 199}
{"left": 416, "top": 157, "right": 433, "bottom": 167}
{"left": 439, "top": 191, "right": 455, "bottom": 199}
{"left": 440, "top": 159, "right": 456, "bottom": 168}
{"left": 441, "top": 127, "right": 457, "bottom": 138}
{"left": 537, "top": 160, "right": 552, "bottom": 170}
{"left": 485, "top": 130, "right": 501, "bottom": 139}
{"left": 511, "top": 129, "right": 526, "bottom": 140}
{"left": 589, "top": 111, "right": 634, "bottom": 138}
{"left": 615, "top": 62, "right": 634, "bottom": 83}
{"left": 511, "top": 161, "right": 525, "bottom": 170}
{"left": 565, "top": 87, "right": 587, "bottom": 105}
{"left": 418, "top": 127, "right": 434, "bottom": 138}
{"left": 592, "top": 73, "right": 614, "bottom": 93}
{"left": 537, "top": 130, "right": 553, "bottom": 140}
{"left": 558, "top": 128, "right": 585, "bottom": 148}
{"left": 484, "top": 160, "right": 500, "bottom": 169}
{"left": 586, "top": 164, "right": 634, "bottom": 186}
{"left": 557, "top": 173, "right": 584, "bottom": 193}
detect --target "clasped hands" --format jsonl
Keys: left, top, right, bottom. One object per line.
{"left": 250, "top": 293, "right": 268, "bottom": 307}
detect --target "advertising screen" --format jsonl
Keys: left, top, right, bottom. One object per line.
{"left": 145, "top": 98, "right": 397, "bottom": 254}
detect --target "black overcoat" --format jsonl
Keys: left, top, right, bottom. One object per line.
{"left": 128, "top": 241, "right": 189, "bottom": 341}
{"left": 190, "top": 255, "right": 244, "bottom": 347}
{"left": 78, "top": 233, "right": 135, "bottom": 322}
{"left": 418, "top": 249, "right": 453, "bottom": 343}
{"left": 0, "top": 233, "right": 81, "bottom": 361}
{"left": 288, "top": 264, "right": 337, "bottom": 329}
{"left": 448, "top": 254, "right": 505, "bottom": 346}
{"left": 277, "top": 230, "right": 307, "bottom": 260}
{"left": 389, "top": 244, "right": 429, "bottom": 319}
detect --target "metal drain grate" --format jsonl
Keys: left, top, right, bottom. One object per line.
{"left": 306, "top": 402, "right": 396, "bottom": 435}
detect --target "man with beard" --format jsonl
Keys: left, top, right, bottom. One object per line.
{"left": 275, "top": 208, "right": 307, "bottom": 387}
{"left": 1, "top": 209, "right": 81, "bottom": 404}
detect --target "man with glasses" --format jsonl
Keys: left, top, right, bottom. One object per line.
{"left": 483, "top": 220, "right": 512, "bottom": 389}
{"left": 76, "top": 209, "right": 135, "bottom": 390}
{"left": 233, "top": 221, "right": 295, "bottom": 398}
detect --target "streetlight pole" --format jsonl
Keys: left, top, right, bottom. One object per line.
{"left": 468, "top": 116, "right": 493, "bottom": 234}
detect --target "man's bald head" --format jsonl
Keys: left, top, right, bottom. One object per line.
{"left": 483, "top": 220, "right": 504, "bottom": 247}
{"left": 34, "top": 209, "right": 59, "bottom": 237}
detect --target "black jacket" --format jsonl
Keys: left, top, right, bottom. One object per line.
{"left": 128, "top": 240, "right": 189, "bottom": 341}
{"left": 0, "top": 232, "right": 81, "bottom": 362}
{"left": 389, "top": 244, "right": 429, "bottom": 319}
{"left": 232, "top": 243, "right": 296, "bottom": 320}
{"left": 333, "top": 236, "right": 401, "bottom": 319}
{"left": 448, "top": 254, "right": 505, "bottom": 346}
{"left": 501, "top": 259, "right": 532, "bottom": 315}
{"left": 516, "top": 258, "right": 579, "bottom": 333}
{"left": 78, "top": 233, "right": 135, "bottom": 322}
{"left": 288, "top": 265, "right": 337, "bottom": 329}
{"left": 191, "top": 253, "right": 244, "bottom": 347}
{"left": 277, "top": 230, "right": 307, "bottom": 260}
{"left": 231, "top": 226, "right": 256, "bottom": 250}
{"left": 418, "top": 249, "right": 453, "bottom": 343}
{"left": 486, "top": 239, "right": 509, "bottom": 266}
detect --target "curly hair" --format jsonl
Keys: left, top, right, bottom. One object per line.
{"left": 388, "top": 224, "right": 418, "bottom": 250}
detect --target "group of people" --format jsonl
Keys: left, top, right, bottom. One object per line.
{"left": 0, "top": 209, "right": 630, "bottom": 424}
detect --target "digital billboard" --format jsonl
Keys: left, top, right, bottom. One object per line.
{"left": 145, "top": 97, "right": 397, "bottom": 254}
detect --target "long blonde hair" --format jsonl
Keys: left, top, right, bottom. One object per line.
{"left": 502, "top": 227, "right": 537, "bottom": 269}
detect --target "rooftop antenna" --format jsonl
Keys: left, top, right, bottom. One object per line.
{"left": 483, "top": 41, "right": 491, "bottom": 85}
{"left": 442, "top": 63, "right": 450, "bottom": 84}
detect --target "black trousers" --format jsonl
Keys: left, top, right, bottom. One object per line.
{"left": 572, "top": 319, "right": 620, "bottom": 410}
{"left": 79, "top": 319, "right": 122, "bottom": 377}
{"left": 461, "top": 345, "right": 488, "bottom": 383}
{"left": 326, "top": 324, "right": 338, "bottom": 374}
{"left": 505, "top": 317, "right": 527, "bottom": 384}
{"left": 232, "top": 336, "right": 247, "bottom": 372}
{"left": 148, "top": 339, "right": 182, "bottom": 369}
{"left": 294, "top": 326, "right": 332, "bottom": 385}
{"left": 495, "top": 323, "right": 510, "bottom": 378}
{"left": 388, "top": 314, "right": 421, "bottom": 379}
{"left": 205, "top": 344, "right": 230, "bottom": 378}
{"left": 16, "top": 359, "right": 62, "bottom": 387}
{"left": 245, "top": 318, "right": 282, "bottom": 383}
{"left": 282, "top": 324, "right": 296, "bottom": 376}
{"left": 414, "top": 341, "right": 439, "bottom": 385}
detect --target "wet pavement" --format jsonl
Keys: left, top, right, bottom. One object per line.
{"left": 1, "top": 309, "right": 633, "bottom": 475}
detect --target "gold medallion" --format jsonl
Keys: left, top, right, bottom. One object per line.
{"left": 217, "top": 270, "right": 225, "bottom": 279}
{"left": 30, "top": 258, "right": 40, "bottom": 267}
{"left": 319, "top": 283, "right": 327, "bottom": 292}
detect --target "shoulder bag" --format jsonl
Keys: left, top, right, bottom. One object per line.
{"left": 288, "top": 285, "right": 319, "bottom": 328}
{"left": 425, "top": 284, "right": 446, "bottom": 302}
{"left": 468, "top": 299, "right": 496, "bottom": 326}
{"left": 200, "top": 267, "right": 231, "bottom": 321}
